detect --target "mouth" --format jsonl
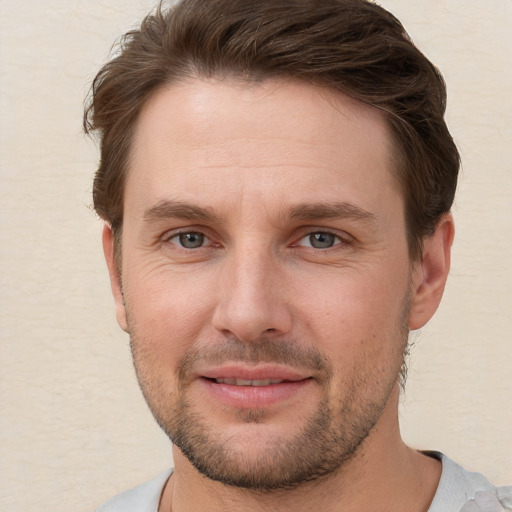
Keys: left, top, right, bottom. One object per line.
{"left": 197, "top": 365, "right": 314, "bottom": 408}
{"left": 199, "top": 364, "right": 310, "bottom": 382}
{"left": 209, "top": 378, "right": 294, "bottom": 386}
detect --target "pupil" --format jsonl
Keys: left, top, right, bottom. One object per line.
{"left": 310, "top": 232, "right": 335, "bottom": 248}
{"left": 179, "top": 232, "right": 204, "bottom": 248}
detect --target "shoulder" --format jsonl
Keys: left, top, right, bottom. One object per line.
{"left": 93, "top": 470, "right": 172, "bottom": 512}
{"left": 427, "top": 452, "right": 512, "bottom": 512}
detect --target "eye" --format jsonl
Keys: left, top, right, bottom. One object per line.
{"left": 297, "top": 232, "right": 342, "bottom": 249}
{"left": 169, "top": 231, "right": 208, "bottom": 249}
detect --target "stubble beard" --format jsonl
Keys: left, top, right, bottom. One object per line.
{"left": 129, "top": 296, "right": 411, "bottom": 492}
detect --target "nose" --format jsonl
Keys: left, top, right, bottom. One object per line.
{"left": 212, "top": 244, "right": 293, "bottom": 343}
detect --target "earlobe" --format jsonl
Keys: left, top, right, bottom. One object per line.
{"left": 409, "top": 214, "right": 455, "bottom": 331}
{"left": 102, "top": 224, "right": 128, "bottom": 332}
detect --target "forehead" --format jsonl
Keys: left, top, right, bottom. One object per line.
{"left": 126, "top": 77, "right": 398, "bottom": 217}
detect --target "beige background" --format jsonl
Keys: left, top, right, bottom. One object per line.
{"left": 0, "top": 1, "right": 510, "bottom": 510}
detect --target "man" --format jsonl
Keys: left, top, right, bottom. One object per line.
{"left": 85, "top": 0, "right": 511, "bottom": 510}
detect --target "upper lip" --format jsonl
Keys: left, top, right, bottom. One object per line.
{"left": 197, "top": 364, "right": 311, "bottom": 382}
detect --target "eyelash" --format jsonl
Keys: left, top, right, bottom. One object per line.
{"left": 165, "top": 231, "right": 215, "bottom": 250}
{"left": 295, "top": 231, "right": 346, "bottom": 249}
{"left": 163, "top": 228, "right": 350, "bottom": 251}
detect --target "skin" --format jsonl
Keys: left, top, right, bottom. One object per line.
{"left": 103, "top": 78, "right": 454, "bottom": 511}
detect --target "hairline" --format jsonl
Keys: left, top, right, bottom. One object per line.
{"left": 111, "top": 72, "right": 424, "bottom": 270}
{"left": 112, "top": 82, "right": 426, "bottom": 283}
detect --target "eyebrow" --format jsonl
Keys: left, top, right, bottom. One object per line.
{"left": 286, "top": 202, "right": 376, "bottom": 224}
{"left": 143, "top": 200, "right": 224, "bottom": 223}
{"left": 142, "top": 199, "right": 376, "bottom": 226}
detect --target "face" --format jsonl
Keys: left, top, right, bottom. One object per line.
{"left": 108, "top": 78, "right": 423, "bottom": 490}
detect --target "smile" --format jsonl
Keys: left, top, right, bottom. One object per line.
{"left": 199, "top": 375, "right": 313, "bottom": 409}
{"left": 213, "top": 378, "right": 286, "bottom": 386}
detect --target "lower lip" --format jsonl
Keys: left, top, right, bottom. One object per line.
{"left": 199, "top": 378, "right": 312, "bottom": 408}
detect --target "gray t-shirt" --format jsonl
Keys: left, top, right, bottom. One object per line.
{"left": 94, "top": 453, "right": 512, "bottom": 512}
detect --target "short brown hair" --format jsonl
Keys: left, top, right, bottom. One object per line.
{"left": 84, "top": 0, "right": 459, "bottom": 260}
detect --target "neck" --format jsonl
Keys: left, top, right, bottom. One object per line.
{"left": 159, "top": 388, "right": 441, "bottom": 512}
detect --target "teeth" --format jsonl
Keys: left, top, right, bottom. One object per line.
{"left": 214, "top": 378, "right": 284, "bottom": 386}
{"left": 236, "top": 378, "right": 253, "bottom": 386}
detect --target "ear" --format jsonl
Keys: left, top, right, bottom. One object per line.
{"left": 409, "top": 213, "right": 455, "bottom": 331}
{"left": 102, "top": 224, "right": 128, "bottom": 332}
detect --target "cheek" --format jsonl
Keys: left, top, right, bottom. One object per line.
{"left": 123, "top": 269, "right": 216, "bottom": 363}
{"left": 297, "top": 269, "right": 409, "bottom": 361}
